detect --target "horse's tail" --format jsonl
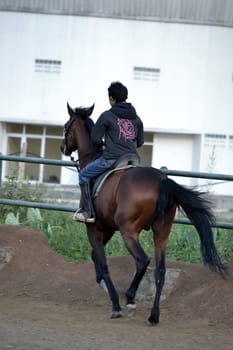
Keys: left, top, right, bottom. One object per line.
{"left": 157, "top": 177, "right": 226, "bottom": 277}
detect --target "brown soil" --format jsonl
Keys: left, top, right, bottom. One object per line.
{"left": 0, "top": 224, "right": 232, "bottom": 350}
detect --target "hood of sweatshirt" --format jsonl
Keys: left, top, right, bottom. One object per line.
{"left": 110, "top": 102, "right": 137, "bottom": 120}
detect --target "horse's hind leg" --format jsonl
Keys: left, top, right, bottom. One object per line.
{"left": 147, "top": 244, "right": 166, "bottom": 325}
{"left": 121, "top": 233, "right": 150, "bottom": 309}
{"left": 147, "top": 207, "right": 176, "bottom": 325}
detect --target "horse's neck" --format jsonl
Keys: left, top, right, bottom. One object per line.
{"left": 76, "top": 124, "right": 97, "bottom": 169}
{"left": 78, "top": 142, "right": 97, "bottom": 169}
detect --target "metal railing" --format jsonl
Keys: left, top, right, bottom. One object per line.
{"left": 0, "top": 154, "right": 233, "bottom": 229}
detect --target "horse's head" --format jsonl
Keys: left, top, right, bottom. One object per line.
{"left": 60, "top": 102, "right": 95, "bottom": 157}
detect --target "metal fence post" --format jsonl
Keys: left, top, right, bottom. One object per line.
{"left": 0, "top": 154, "right": 2, "bottom": 190}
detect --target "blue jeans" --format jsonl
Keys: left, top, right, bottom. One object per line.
{"left": 79, "top": 156, "right": 116, "bottom": 183}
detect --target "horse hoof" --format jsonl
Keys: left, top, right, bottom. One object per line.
{"left": 110, "top": 310, "right": 122, "bottom": 319}
{"left": 125, "top": 303, "right": 136, "bottom": 310}
{"left": 125, "top": 303, "right": 136, "bottom": 316}
{"left": 145, "top": 318, "right": 159, "bottom": 327}
{"left": 125, "top": 303, "right": 136, "bottom": 317}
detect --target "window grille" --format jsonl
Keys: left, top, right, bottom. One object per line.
{"left": 204, "top": 134, "right": 227, "bottom": 146}
{"left": 133, "top": 66, "right": 160, "bottom": 81}
{"left": 229, "top": 135, "right": 233, "bottom": 146}
{"left": 35, "top": 59, "right": 61, "bottom": 74}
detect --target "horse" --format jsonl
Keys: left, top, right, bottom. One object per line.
{"left": 60, "top": 102, "right": 226, "bottom": 325}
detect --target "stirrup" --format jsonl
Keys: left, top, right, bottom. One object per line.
{"left": 73, "top": 209, "right": 95, "bottom": 223}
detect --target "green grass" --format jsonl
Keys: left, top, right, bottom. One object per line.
{"left": 2, "top": 208, "right": 233, "bottom": 264}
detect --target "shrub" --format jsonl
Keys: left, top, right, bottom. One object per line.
{"left": 0, "top": 175, "right": 45, "bottom": 221}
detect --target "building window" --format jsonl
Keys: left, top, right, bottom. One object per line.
{"left": 5, "top": 123, "right": 63, "bottom": 183}
{"left": 133, "top": 66, "right": 160, "bottom": 81}
{"left": 229, "top": 135, "right": 233, "bottom": 146}
{"left": 34, "top": 59, "right": 62, "bottom": 74}
{"left": 204, "top": 134, "right": 227, "bottom": 147}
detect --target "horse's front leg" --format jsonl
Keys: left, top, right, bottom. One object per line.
{"left": 87, "top": 227, "right": 122, "bottom": 318}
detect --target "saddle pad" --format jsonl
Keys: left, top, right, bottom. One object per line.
{"left": 93, "top": 165, "right": 136, "bottom": 198}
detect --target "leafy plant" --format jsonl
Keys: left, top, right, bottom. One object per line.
{"left": 0, "top": 174, "right": 45, "bottom": 221}
{"left": 26, "top": 208, "right": 43, "bottom": 223}
{"left": 5, "top": 212, "right": 20, "bottom": 225}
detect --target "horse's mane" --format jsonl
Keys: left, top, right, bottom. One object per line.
{"left": 85, "top": 118, "right": 95, "bottom": 135}
{"left": 74, "top": 106, "right": 95, "bottom": 135}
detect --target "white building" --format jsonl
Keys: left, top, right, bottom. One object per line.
{"left": 0, "top": 0, "right": 233, "bottom": 194}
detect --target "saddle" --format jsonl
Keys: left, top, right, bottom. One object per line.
{"left": 91, "top": 153, "right": 140, "bottom": 198}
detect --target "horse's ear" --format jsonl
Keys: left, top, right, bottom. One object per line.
{"left": 67, "top": 102, "right": 75, "bottom": 117}
{"left": 86, "top": 103, "right": 95, "bottom": 117}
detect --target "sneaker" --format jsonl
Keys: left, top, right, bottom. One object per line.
{"left": 73, "top": 209, "right": 95, "bottom": 223}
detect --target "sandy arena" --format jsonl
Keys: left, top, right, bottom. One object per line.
{"left": 0, "top": 225, "right": 232, "bottom": 350}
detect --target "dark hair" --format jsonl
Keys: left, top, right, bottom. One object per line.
{"left": 108, "top": 81, "right": 128, "bottom": 103}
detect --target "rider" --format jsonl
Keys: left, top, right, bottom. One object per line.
{"left": 73, "top": 81, "right": 144, "bottom": 223}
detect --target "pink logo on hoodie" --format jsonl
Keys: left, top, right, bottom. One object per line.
{"left": 117, "top": 118, "right": 135, "bottom": 141}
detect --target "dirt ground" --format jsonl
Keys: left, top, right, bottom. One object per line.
{"left": 0, "top": 224, "right": 232, "bottom": 350}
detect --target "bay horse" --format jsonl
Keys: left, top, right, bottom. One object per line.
{"left": 60, "top": 103, "right": 226, "bottom": 325}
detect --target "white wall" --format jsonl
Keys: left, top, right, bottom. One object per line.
{"left": 1, "top": 11, "right": 233, "bottom": 132}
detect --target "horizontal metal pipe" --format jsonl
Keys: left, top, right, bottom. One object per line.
{"left": 173, "top": 217, "right": 233, "bottom": 230}
{"left": 0, "top": 198, "right": 75, "bottom": 212}
{"left": 0, "top": 154, "right": 232, "bottom": 180}
{"left": 0, "top": 198, "right": 232, "bottom": 230}
{"left": 0, "top": 154, "right": 76, "bottom": 167}
{"left": 161, "top": 169, "right": 233, "bottom": 181}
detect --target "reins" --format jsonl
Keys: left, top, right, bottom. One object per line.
{"left": 70, "top": 149, "right": 97, "bottom": 173}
